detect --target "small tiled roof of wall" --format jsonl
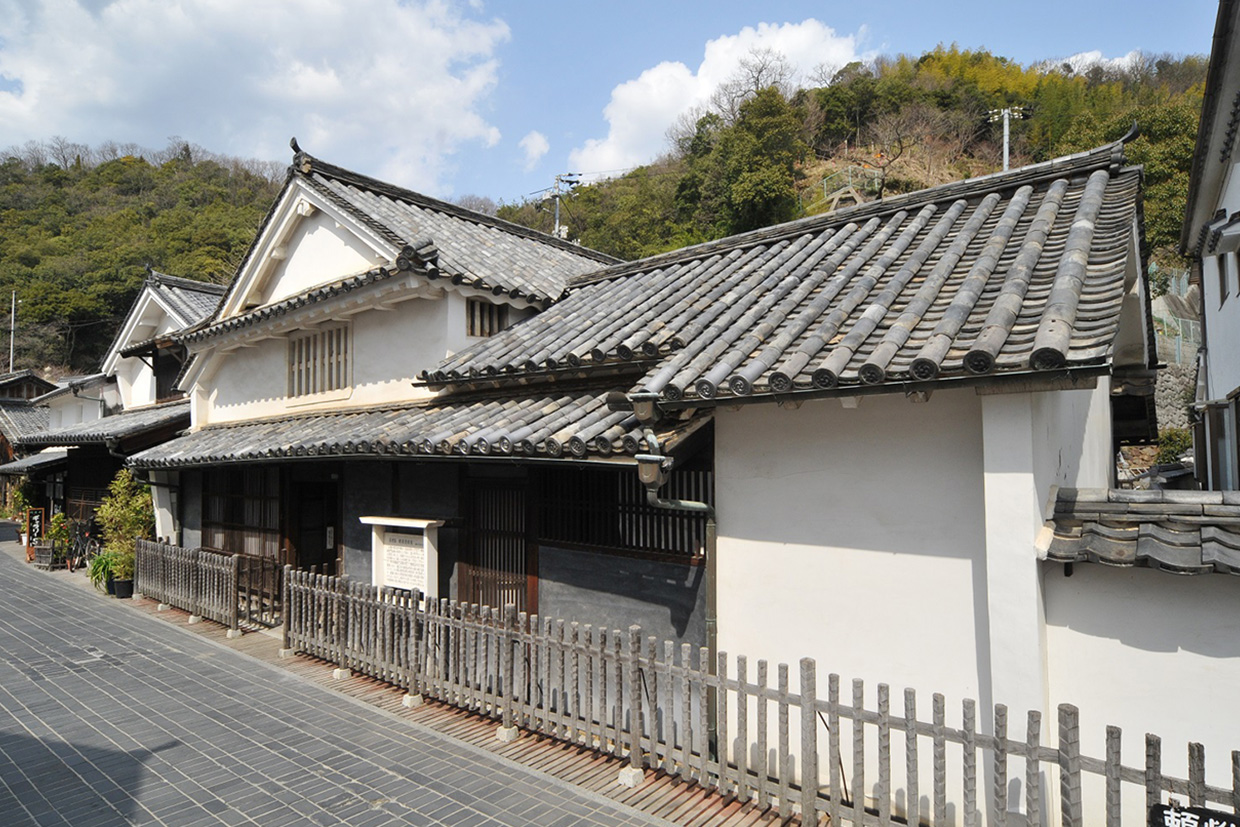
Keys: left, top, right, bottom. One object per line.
{"left": 1048, "top": 488, "right": 1240, "bottom": 575}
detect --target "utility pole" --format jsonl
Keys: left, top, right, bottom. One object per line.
{"left": 988, "top": 107, "right": 1031, "bottom": 171}
{"left": 550, "top": 173, "right": 580, "bottom": 239}
{"left": 8, "top": 291, "right": 15, "bottom": 373}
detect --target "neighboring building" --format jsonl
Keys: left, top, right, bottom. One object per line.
{"left": 1182, "top": 0, "right": 1240, "bottom": 489}
{"left": 3, "top": 273, "right": 222, "bottom": 519}
{"left": 0, "top": 370, "right": 56, "bottom": 402}
{"left": 130, "top": 145, "right": 622, "bottom": 586}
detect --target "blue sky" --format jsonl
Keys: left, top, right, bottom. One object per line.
{"left": 0, "top": 0, "right": 1221, "bottom": 204}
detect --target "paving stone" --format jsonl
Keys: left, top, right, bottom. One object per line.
{"left": 0, "top": 541, "right": 672, "bottom": 827}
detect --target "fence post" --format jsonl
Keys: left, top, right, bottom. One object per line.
{"left": 496, "top": 604, "right": 519, "bottom": 743}
{"left": 187, "top": 547, "right": 203, "bottom": 624}
{"left": 403, "top": 588, "right": 425, "bottom": 708}
{"left": 800, "top": 659, "right": 819, "bottom": 826}
{"left": 279, "top": 565, "right": 294, "bottom": 657}
{"left": 1145, "top": 733, "right": 1162, "bottom": 813}
{"left": 618, "top": 625, "right": 645, "bottom": 788}
{"left": 1058, "top": 704, "right": 1082, "bottom": 827}
{"left": 226, "top": 554, "right": 241, "bottom": 638}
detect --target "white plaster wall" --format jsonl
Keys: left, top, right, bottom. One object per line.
{"left": 116, "top": 358, "right": 155, "bottom": 410}
{"left": 46, "top": 395, "right": 101, "bottom": 429}
{"left": 715, "top": 389, "right": 988, "bottom": 701}
{"left": 1202, "top": 253, "right": 1240, "bottom": 400}
{"left": 1045, "top": 563, "right": 1240, "bottom": 811}
{"left": 200, "top": 298, "right": 450, "bottom": 425}
{"left": 255, "top": 212, "right": 384, "bottom": 307}
{"left": 149, "top": 471, "right": 178, "bottom": 544}
{"left": 1030, "top": 379, "right": 1113, "bottom": 496}
{"left": 716, "top": 390, "right": 990, "bottom": 822}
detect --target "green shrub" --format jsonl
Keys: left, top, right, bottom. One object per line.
{"left": 95, "top": 469, "right": 154, "bottom": 580}
{"left": 1156, "top": 427, "right": 1193, "bottom": 464}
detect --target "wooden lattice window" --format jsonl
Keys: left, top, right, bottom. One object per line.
{"left": 467, "top": 299, "right": 509, "bottom": 337}
{"left": 202, "top": 466, "right": 281, "bottom": 559}
{"left": 537, "top": 465, "right": 712, "bottom": 561}
{"left": 288, "top": 325, "right": 350, "bottom": 397}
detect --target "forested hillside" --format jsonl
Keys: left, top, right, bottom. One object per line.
{"left": 0, "top": 139, "right": 281, "bottom": 372}
{"left": 497, "top": 46, "right": 1207, "bottom": 281}
{"left": 0, "top": 47, "right": 1208, "bottom": 377}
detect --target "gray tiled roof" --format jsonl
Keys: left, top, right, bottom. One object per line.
{"left": 0, "top": 449, "right": 67, "bottom": 476}
{"left": 148, "top": 272, "right": 226, "bottom": 326}
{"left": 128, "top": 392, "right": 707, "bottom": 470}
{"left": 0, "top": 402, "right": 49, "bottom": 441}
{"left": 19, "top": 401, "right": 189, "bottom": 449}
{"left": 303, "top": 163, "right": 618, "bottom": 301}
{"left": 0, "top": 370, "right": 55, "bottom": 395}
{"left": 427, "top": 143, "right": 1145, "bottom": 404}
{"left": 109, "top": 272, "right": 225, "bottom": 359}
{"left": 1048, "top": 488, "right": 1240, "bottom": 575}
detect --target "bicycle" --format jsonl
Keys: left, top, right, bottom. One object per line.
{"left": 66, "top": 519, "right": 101, "bottom": 573}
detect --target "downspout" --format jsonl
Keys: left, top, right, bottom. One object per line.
{"left": 634, "top": 429, "right": 718, "bottom": 755}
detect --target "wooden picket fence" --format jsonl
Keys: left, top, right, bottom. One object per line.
{"left": 135, "top": 539, "right": 240, "bottom": 631}
{"left": 282, "top": 568, "right": 1240, "bottom": 826}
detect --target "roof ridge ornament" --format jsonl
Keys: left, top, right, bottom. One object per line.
{"left": 290, "top": 137, "right": 312, "bottom": 173}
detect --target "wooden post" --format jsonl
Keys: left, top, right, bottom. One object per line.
{"left": 963, "top": 698, "right": 977, "bottom": 827}
{"left": 1189, "top": 741, "right": 1206, "bottom": 808}
{"left": 227, "top": 554, "right": 241, "bottom": 638}
{"left": 1104, "top": 726, "right": 1121, "bottom": 827}
{"left": 280, "top": 565, "right": 293, "bottom": 655}
{"left": 618, "top": 625, "right": 645, "bottom": 787}
{"left": 905, "top": 688, "right": 920, "bottom": 827}
{"left": 1145, "top": 734, "right": 1162, "bottom": 813}
{"left": 1058, "top": 704, "right": 1081, "bottom": 827}
{"left": 1026, "top": 710, "right": 1042, "bottom": 827}
{"left": 800, "top": 659, "right": 818, "bottom": 826}
{"left": 994, "top": 704, "right": 1008, "bottom": 827}
{"left": 496, "top": 604, "right": 519, "bottom": 742}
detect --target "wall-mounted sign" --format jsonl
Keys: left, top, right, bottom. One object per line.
{"left": 1151, "top": 804, "right": 1240, "bottom": 827}
{"left": 360, "top": 516, "right": 443, "bottom": 599}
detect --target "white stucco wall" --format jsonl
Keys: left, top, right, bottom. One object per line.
{"left": 254, "top": 211, "right": 385, "bottom": 307}
{"left": 1202, "top": 253, "right": 1240, "bottom": 401}
{"left": 715, "top": 389, "right": 988, "bottom": 702}
{"left": 200, "top": 298, "right": 450, "bottom": 425}
{"left": 1045, "top": 563, "right": 1240, "bottom": 808}
{"left": 1030, "top": 379, "right": 1114, "bottom": 495}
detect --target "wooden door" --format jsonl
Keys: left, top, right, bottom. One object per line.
{"left": 289, "top": 480, "right": 339, "bottom": 575}
{"left": 460, "top": 479, "right": 534, "bottom": 614}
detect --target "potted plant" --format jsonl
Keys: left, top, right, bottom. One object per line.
{"left": 94, "top": 470, "right": 154, "bottom": 599}
{"left": 88, "top": 549, "right": 116, "bottom": 593}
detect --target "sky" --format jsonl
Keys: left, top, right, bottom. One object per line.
{"left": 0, "top": 0, "right": 1222, "bottom": 205}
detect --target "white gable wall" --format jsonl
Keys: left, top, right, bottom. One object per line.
{"left": 253, "top": 211, "right": 387, "bottom": 308}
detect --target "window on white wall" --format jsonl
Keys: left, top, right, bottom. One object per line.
{"left": 288, "top": 324, "right": 351, "bottom": 397}
{"left": 466, "top": 299, "right": 509, "bottom": 337}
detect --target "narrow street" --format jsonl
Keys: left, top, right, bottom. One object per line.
{"left": 0, "top": 532, "right": 672, "bottom": 827}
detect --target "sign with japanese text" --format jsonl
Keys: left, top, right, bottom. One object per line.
{"left": 381, "top": 531, "right": 427, "bottom": 593}
{"left": 25, "top": 508, "right": 43, "bottom": 545}
{"left": 1151, "top": 804, "right": 1240, "bottom": 827}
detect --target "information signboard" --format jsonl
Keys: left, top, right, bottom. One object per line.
{"left": 381, "top": 531, "right": 427, "bottom": 593}
{"left": 25, "top": 508, "right": 44, "bottom": 545}
{"left": 1151, "top": 804, "right": 1240, "bottom": 827}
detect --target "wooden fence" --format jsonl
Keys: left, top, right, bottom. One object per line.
{"left": 135, "top": 540, "right": 286, "bottom": 631}
{"left": 281, "top": 569, "right": 1240, "bottom": 826}
{"left": 135, "top": 540, "right": 241, "bottom": 631}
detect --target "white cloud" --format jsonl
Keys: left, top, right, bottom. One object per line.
{"left": 518, "top": 130, "right": 549, "bottom": 171}
{"left": 1038, "top": 49, "right": 1143, "bottom": 75}
{"left": 568, "top": 19, "right": 865, "bottom": 179}
{"left": 0, "top": 0, "right": 510, "bottom": 194}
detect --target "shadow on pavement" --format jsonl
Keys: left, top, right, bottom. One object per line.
{"left": 0, "top": 731, "right": 177, "bottom": 825}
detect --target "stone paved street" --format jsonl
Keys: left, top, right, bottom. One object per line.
{"left": 0, "top": 535, "right": 672, "bottom": 827}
